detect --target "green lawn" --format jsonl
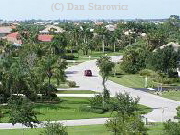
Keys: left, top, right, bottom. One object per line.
{"left": 56, "top": 90, "right": 99, "bottom": 94}
{"left": 0, "top": 123, "right": 164, "bottom": 135}
{"left": 72, "top": 51, "right": 123, "bottom": 61}
{"left": 160, "top": 90, "right": 180, "bottom": 101}
{"left": 109, "top": 64, "right": 156, "bottom": 88}
{"left": 110, "top": 74, "right": 156, "bottom": 88}
{"left": 0, "top": 97, "right": 152, "bottom": 123}
{"left": 147, "top": 123, "right": 164, "bottom": 135}
{"left": 0, "top": 98, "right": 111, "bottom": 123}
{"left": 138, "top": 104, "right": 153, "bottom": 114}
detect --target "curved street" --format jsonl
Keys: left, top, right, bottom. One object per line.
{"left": 65, "top": 56, "right": 180, "bottom": 122}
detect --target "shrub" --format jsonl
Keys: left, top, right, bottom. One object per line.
{"left": 41, "top": 121, "right": 68, "bottom": 135}
{"left": 62, "top": 54, "right": 75, "bottom": 60}
{"left": 89, "top": 94, "right": 103, "bottom": 108}
{"left": 79, "top": 105, "right": 104, "bottom": 114}
{"left": 24, "top": 91, "right": 38, "bottom": 102}
{"left": 168, "top": 71, "right": 179, "bottom": 78}
{"left": 41, "top": 93, "right": 61, "bottom": 102}
{"left": 66, "top": 49, "right": 78, "bottom": 53}
{"left": 67, "top": 81, "right": 76, "bottom": 88}
{"left": 106, "top": 114, "right": 147, "bottom": 135}
{"left": 40, "top": 83, "right": 57, "bottom": 95}
{"left": 0, "top": 108, "right": 4, "bottom": 122}
{"left": 163, "top": 120, "right": 180, "bottom": 135}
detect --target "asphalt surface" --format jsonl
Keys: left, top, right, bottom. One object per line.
{"left": 0, "top": 118, "right": 108, "bottom": 129}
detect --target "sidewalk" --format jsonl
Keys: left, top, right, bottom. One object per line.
{"left": 0, "top": 118, "right": 108, "bottom": 129}
{"left": 56, "top": 94, "right": 97, "bottom": 97}
{"left": 0, "top": 117, "right": 156, "bottom": 130}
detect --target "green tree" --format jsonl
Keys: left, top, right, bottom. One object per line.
{"left": 121, "top": 46, "right": 148, "bottom": 74}
{"left": 8, "top": 96, "right": 39, "bottom": 128}
{"left": 163, "top": 120, "right": 180, "bottom": 135}
{"left": 51, "top": 33, "right": 68, "bottom": 55}
{"left": 147, "top": 45, "right": 180, "bottom": 75}
{"left": 106, "top": 92, "right": 147, "bottom": 135}
{"left": 94, "top": 25, "right": 107, "bottom": 53}
{"left": 111, "top": 92, "right": 140, "bottom": 117}
{"left": 97, "top": 56, "right": 115, "bottom": 101}
{"left": 106, "top": 113, "right": 147, "bottom": 135}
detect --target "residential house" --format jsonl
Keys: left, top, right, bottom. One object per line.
{"left": 39, "top": 25, "right": 65, "bottom": 34}
{"left": 2, "top": 32, "right": 22, "bottom": 46}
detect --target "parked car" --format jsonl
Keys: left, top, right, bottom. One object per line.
{"left": 84, "top": 70, "right": 92, "bottom": 77}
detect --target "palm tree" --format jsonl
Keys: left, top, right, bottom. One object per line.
{"left": 94, "top": 25, "right": 107, "bottom": 53}
{"left": 78, "top": 24, "right": 94, "bottom": 55}
{"left": 97, "top": 56, "right": 115, "bottom": 101}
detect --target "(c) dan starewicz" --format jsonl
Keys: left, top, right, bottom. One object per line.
{"left": 67, "top": 3, "right": 85, "bottom": 10}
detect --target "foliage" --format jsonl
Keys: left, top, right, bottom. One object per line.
{"left": 139, "top": 69, "right": 156, "bottom": 77}
{"left": 40, "top": 83, "right": 59, "bottom": 102}
{"left": 106, "top": 93, "right": 146, "bottom": 135}
{"left": 163, "top": 120, "right": 180, "bottom": 135}
{"left": 67, "top": 81, "right": 76, "bottom": 88}
{"left": 97, "top": 56, "right": 115, "bottom": 106}
{"left": 97, "top": 56, "right": 115, "bottom": 85}
{"left": 8, "top": 96, "right": 39, "bottom": 128}
{"left": 121, "top": 46, "right": 149, "bottom": 74}
{"left": 111, "top": 92, "right": 140, "bottom": 116}
{"left": 62, "top": 54, "right": 76, "bottom": 60}
{"left": 41, "top": 121, "right": 68, "bottom": 135}
{"left": 97, "top": 56, "right": 115, "bottom": 100}
{"left": 106, "top": 114, "right": 147, "bottom": 135}
{"left": 147, "top": 45, "right": 180, "bottom": 75}
{"left": 89, "top": 94, "right": 104, "bottom": 112}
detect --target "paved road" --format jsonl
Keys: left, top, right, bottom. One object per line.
{"left": 65, "top": 56, "right": 180, "bottom": 122}
{"left": 0, "top": 118, "right": 108, "bottom": 129}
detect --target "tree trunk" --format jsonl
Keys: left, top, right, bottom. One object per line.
{"left": 102, "top": 36, "right": 105, "bottom": 53}
{"left": 113, "top": 43, "right": 116, "bottom": 52}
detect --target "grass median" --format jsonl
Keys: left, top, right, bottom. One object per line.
{"left": 0, "top": 97, "right": 152, "bottom": 123}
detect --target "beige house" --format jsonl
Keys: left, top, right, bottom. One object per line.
{"left": 40, "top": 25, "right": 65, "bottom": 34}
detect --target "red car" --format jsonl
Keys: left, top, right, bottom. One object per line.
{"left": 84, "top": 70, "right": 92, "bottom": 77}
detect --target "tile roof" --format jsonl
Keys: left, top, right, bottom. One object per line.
{"left": 38, "top": 34, "right": 53, "bottom": 42}
{"left": 4, "top": 32, "right": 22, "bottom": 45}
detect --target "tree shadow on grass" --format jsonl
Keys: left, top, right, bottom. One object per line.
{"left": 34, "top": 103, "right": 70, "bottom": 110}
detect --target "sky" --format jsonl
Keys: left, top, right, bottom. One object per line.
{"left": 1, "top": 0, "right": 180, "bottom": 21}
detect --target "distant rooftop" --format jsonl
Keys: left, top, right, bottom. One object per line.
{"left": 38, "top": 34, "right": 53, "bottom": 42}
{"left": 154, "top": 42, "right": 180, "bottom": 52}
{"left": 3, "top": 32, "right": 22, "bottom": 45}
{"left": 0, "top": 26, "right": 12, "bottom": 34}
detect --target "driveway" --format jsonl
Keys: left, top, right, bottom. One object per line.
{"left": 65, "top": 56, "right": 180, "bottom": 122}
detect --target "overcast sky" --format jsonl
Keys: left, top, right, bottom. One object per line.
{"left": 1, "top": 0, "right": 180, "bottom": 21}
